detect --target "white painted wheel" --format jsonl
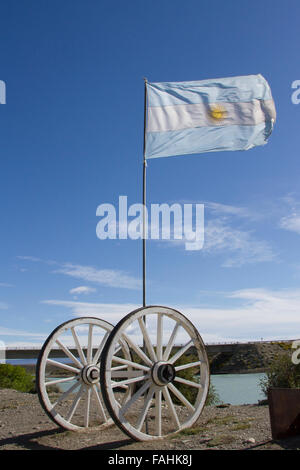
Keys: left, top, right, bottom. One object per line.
{"left": 100, "top": 306, "right": 210, "bottom": 441}
{"left": 36, "top": 317, "right": 131, "bottom": 431}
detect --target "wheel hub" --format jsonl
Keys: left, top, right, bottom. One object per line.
{"left": 151, "top": 361, "right": 175, "bottom": 386}
{"left": 81, "top": 365, "right": 100, "bottom": 385}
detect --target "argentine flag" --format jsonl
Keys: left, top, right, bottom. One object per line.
{"left": 145, "top": 74, "right": 276, "bottom": 159}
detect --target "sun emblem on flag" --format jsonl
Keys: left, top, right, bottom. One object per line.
{"left": 209, "top": 104, "right": 227, "bottom": 121}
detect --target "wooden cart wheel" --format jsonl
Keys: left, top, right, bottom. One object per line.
{"left": 36, "top": 317, "right": 131, "bottom": 431}
{"left": 100, "top": 306, "right": 210, "bottom": 441}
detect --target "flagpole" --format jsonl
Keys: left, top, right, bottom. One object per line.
{"left": 142, "top": 78, "right": 149, "bottom": 434}
{"left": 142, "top": 78, "right": 148, "bottom": 308}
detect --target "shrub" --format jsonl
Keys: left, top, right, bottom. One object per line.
{"left": 0, "top": 364, "right": 36, "bottom": 393}
{"left": 171, "top": 354, "right": 199, "bottom": 404}
{"left": 172, "top": 354, "right": 220, "bottom": 406}
{"left": 205, "top": 383, "right": 220, "bottom": 406}
{"left": 259, "top": 353, "right": 300, "bottom": 397}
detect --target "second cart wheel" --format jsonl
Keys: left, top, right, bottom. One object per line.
{"left": 100, "top": 306, "right": 210, "bottom": 441}
{"left": 36, "top": 317, "right": 132, "bottom": 431}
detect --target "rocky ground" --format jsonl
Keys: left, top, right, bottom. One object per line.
{"left": 0, "top": 388, "right": 299, "bottom": 451}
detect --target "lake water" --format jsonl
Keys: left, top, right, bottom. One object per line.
{"left": 8, "top": 360, "right": 266, "bottom": 405}
{"left": 210, "top": 373, "right": 266, "bottom": 405}
{"left": 47, "top": 372, "right": 267, "bottom": 405}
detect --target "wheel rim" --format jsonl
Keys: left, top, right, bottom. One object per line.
{"left": 100, "top": 306, "right": 210, "bottom": 441}
{"left": 36, "top": 317, "right": 131, "bottom": 431}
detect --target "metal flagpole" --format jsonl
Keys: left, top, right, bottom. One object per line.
{"left": 142, "top": 78, "right": 149, "bottom": 434}
{"left": 142, "top": 78, "right": 148, "bottom": 308}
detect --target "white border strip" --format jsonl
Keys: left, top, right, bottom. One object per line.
{"left": 148, "top": 99, "right": 276, "bottom": 133}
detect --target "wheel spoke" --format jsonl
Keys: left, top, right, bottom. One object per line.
{"left": 120, "top": 380, "right": 151, "bottom": 417}
{"left": 113, "top": 345, "right": 122, "bottom": 356}
{"left": 111, "top": 374, "right": 149, "bottom": 389}
{"left": 45, "top": 376, "right": 76, "bottom": 387}
{"left": 155, "top": 389, "right": 162, "bottom": 436}
{"left": 55, "top": 339, "right": 83, "bottom": 370}
{"left": 93, "top": 331, "right": 110, "bottom": 364}
{"left": 174, "top": 376, "right": 203, "bottom": 389}
{"left": 136, "top": 386, "right": 155, "bottom": 431}
{"left": 87, "top": 324, "right": 93, "bottom": 364}
{"left": 66, "top": 384, "right": 84, "bottom": 422}
{"left": 168, "top": 340, "right": 193, "bottom": 364}
{"left": 167, "top": 382, "right": 195, "bottom": 412}
{"left": 156, "top": 314, "right": 163, "bottom": 361}
{"left": 138, "top": 318, "right": 157, "bottom": 362}
{"left": 111, "top": 364, "right": 128, "bottom": 371}
{"left": 92, "top": 384, "right": 108, "bottom": 422}
{"left": 175, "top": 361, "right": 202, "bottom": 372}
{"left": 46, "top": 358, "right": 80, "bottom": 374}
{"left": 122, "top": 333, "right": 153, "bottom": 367}
{"left": 111, "top": 370, "right": 144, "bottom": 378}
{"left": 163, "top": 323, "right": 180, "bottom": 361}
{"left": 112, "top": 355, "right": 150, "bottom": 371}
{"left": 71, "top": 327, "right": 87, "bottom": 366}
{"left": 112, "top": 383, "right": 128, "bottom": 390}
{"left": 52, "top": 380, "right": 80, "bottom": 408}
{"left": 84, "top": 387, "right": 91, "bottom": 427}
{"left": 162, "top": 386, "right": 180, "bottom": 429}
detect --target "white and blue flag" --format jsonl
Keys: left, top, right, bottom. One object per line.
{"left": 145, "top": 74, "right": 276, "bottom": 159}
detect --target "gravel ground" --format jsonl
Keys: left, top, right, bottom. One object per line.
{"left": 0, "top": 388, "right": 299, "bottom": 451}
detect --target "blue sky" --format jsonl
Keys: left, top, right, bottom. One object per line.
{"left": 1, "top": 0, "right": 300, "bottom": 345}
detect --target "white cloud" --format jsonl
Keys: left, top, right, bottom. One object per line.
{"left": 0, "top": 326, "right": 47, "bottom": 338}
{"left": 69, "top": 286, "right": 97, "bottom": 296}
{"left": 42, "top": 299, "right": 139, "bottom": 322}
{"left": 56, "top": 263, "right": 141, "bottom": 290}
{"left": 180, "top": 288, "right": 300, "bottom": 342}
{"left": 42, "top": 287, "right": 300, "bottom": 343}
{"left": 16, "top": 256, "right": 57, "bottom": 265}
{"left": 278, "top": 194, "right": 300, "bottom": 235}
{"left": 17, "top": 255, "right": 44, "bottom": 262}
{"left": 0, "top": 283, "right": 13, "bottom": 288}
{"left": 204, "top": 201, "right": 257, "bottom": 219}
{"left": 17, "top": 256, "right": 141, "bottom": 290}
{"left": 151, "top": 200, "right": 276, "bottom": 265}
{"left": 203, "top": 219, "right": 275, "bottom": 267}
{"left": 0, "top": 327, "right": 54, "bottom": 347}
{"left": 4, "top": 286, "right": 299, "bottom": 346}
{"left": 279, "top": 213, "right": 300, "bottom": 235}
{"left": 201, "top": 200, "right": 276, "bottom": 266}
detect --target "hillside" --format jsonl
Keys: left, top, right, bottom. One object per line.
{"left": 208, "top": 341, "right": 293, "bottom": 374}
